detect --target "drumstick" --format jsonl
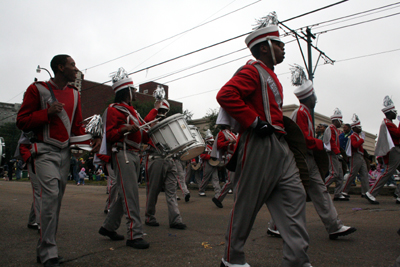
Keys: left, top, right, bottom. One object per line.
{"left": 123, "top": 118, "right": 160, "bottom": 135}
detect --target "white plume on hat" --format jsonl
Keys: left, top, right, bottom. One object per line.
{"left": 350, "top": 113, "right": 361, "bottom": 127}
{"left": 153, "top": 85, "right": 166, "bottom": 100}
{"left": 245, "top": 11, "right": 282, "bottom": 50}
{"left": 382, "top": 95, "right": 396, "bottom": 113}
{"left": 205, "top": 129, "right": 214, "bottom": 142}
{"left": 290, "top": 64, "right": 314, "bottom": 100}
{"left": 330, "top": 108, "right": 343, "bottom": 120}
{"left": 110, "top": 68, "right": 134, "bottom": 94}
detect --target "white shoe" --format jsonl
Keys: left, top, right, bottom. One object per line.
{"left": 365, "top": 192, "right": 379, "bottom": 204}
{"left": 267, "top": 228, "right": 281, "bottom": 237}
{"left": 221, "top": 258, "right": 250, "bottom": 267}
{"left": 199, "top": 192, "right": 206, "bottom": 196}
{"left": 389, "top": 184, "right": 397, "bottom": 187}
{"left": 228, "top": 189, "right": 233, "bottom": 194}
{"left": 329, "top": 225, "right": 357, "bottom": 240}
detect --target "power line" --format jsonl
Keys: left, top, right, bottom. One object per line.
{"left": 281, "top": 0, "right": 349, "bottom": 23}
{"left": 313, "top": 11, "right": 400, "bottom": 35}
{"left": 81, "top": 2, "right": 349, "bottom": 93}
{"left": 82, "top": 0, "right": 261, "bottom": 71}
{"left": 139, "top": 48, "right": 247, "bottom": 84}
{"left": 297, "top": 1, "right": 400, "bottom": 30}
{"left": 169, "top": 47, "right": 400, "bottom": 100}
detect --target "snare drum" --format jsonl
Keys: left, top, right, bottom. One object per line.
{"left": 180, "top": 125, "right": 205, "bottom": 161}
{"left": 148, "top": 114, "right": 195, "bottom": 155}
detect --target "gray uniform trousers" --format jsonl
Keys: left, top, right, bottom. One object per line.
{"left": 102, "top": 150, "right": 144, "bottom": 240}
{"left": 342, "top": 153, "right": 369, "bottom": 195}
{"left": 325, "top": 152, "right": 344, "bottom": 198}
{"left": 369, "top": 146, "right": 400, "bottom": 197}
{"left": 199, "top": 161, "right": 221, "bottom": 195}
{"left": 174, "top": 159, "right": 190, "bottom": 197}
{"left": 145, "top": 156, "right": 183, "bottom": 226}
{"left": 214, "top": 170, "right": 233, "bottom": 203}
{"left": 104, "top": 163, "right": 117, "bottom": 212}
{"left": 28, "top": 161, "right": 41, "bottom": 226}
{"left": 34, "top": 144, "right": 70, "bottom": 263}
{"left": 223, "top": 130, "right": 310, "bottom": 266}
{"left": 269, "top": 152, "right": 343, "bottom": 234}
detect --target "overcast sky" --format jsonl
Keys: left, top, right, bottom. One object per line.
{"left": 1, "top": 0, "right": 399, "bottom": 136}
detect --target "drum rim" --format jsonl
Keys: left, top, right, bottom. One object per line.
{"left": 148, "top": 113, "right": 184, "bottom": 134}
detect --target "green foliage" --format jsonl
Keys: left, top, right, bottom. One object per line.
{"left": 203, "top": 108, "right": 219, "bottom": 137}
{"left": 0, "top": 122, "right": 21, "bottom": 164}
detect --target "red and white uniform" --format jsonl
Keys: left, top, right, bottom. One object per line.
{"left": 17, "top": 80, "right": 85, "bottom": 146}
{"left": 292, "top": 104, "right": 323, "bottom": 151}
{"left": 16, "top": 79, "right": 84, "bottom": 264}
{"left": 217, "top": 60, "right": 309, "bottom": 266}
{"left": 342, "top": 132, "right": 369, "bottom": 194}
{"left": 369, "top": 119, "right": 400, "bottom": 197}
{"left": 324, "top": 123, "right": 344, "bottom": 198}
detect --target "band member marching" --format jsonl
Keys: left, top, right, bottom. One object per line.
{"left": 366, "top": 96, "right": 400, "bottom": 204}
{"left": 341, "top": 114, "right": 369, "bottom": 198}
{"left": 268, "top": 65, "right": 356, "bottom": 240}
{"left": 198, "top": 130, "right": 221, "bottom": 197}
{"left": 17, "top": 55, "right": 101, "bottom": 267}
{"left": 98, "top": 68, "right": 158, "bottom": 249}
{"left": 211, "top": 125, "right": 237, "bottom": 208}
{"left": 324, "top": 108, "right": 348, "bottom": 201}
{"left": 216, "top": 12, "right": 311, "bottom": 267}
{"left": 144, "top": 98, "right": 187, "bottom": 229}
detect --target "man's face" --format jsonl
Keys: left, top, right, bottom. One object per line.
{"left": 129, "top": 87, "right": 137, "bottom": 101}
{"left": 333, "top": 120, "right": 342, "bottom": 128}
{"left": 60, "top": 57, "right": 78, "bottom": 82}
{"left": 343, "top": 125, "right": 350, "bottom": 133}
{"left": 272, "top": 41, "right": 285, "bottom": 64}
{"left": 353, "top": 126, "right": 361, "bottom": 134}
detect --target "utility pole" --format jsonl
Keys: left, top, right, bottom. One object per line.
{"left": 279, "top": 22, "right": 334, "bottom": 135}
{"left": 306, "top": 27, "right": 316, "bottom": 81}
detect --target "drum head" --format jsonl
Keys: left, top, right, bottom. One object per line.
{"left": 180, "top": 145, "right": 205, "bottom": 161}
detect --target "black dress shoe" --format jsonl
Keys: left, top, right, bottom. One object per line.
{"left": 145, "top": 221, "right": 160, "bottom": 227}
{"left": 126, "top": 238, "right": 150, "bottom": 249}
{"left": 170, "top": 222, "right": 187, "bottom": 230}
{"left": 27, "top": 223, "right": 39, "bottom": 230}
{"left": 212, "top": 197, "right": 223, "bottom": 208}
{"left": 37, "top": 256, "right": 64, "bottom": 264}
{"left": 98, "top": 227, "right": 124, "bottom": 240}
{"left": 333, "top": 196, "right": 349, "bottom": 201}
{"left": 43, "top": 258, "right": 60, "bottom": 267}
{"left": 185, "top": 193, "right": 190, "bottom": 202}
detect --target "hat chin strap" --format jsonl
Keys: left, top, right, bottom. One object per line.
{"left": 267, "top": 39, "right": 277, "bottom": 65}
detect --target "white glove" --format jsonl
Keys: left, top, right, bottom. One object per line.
{"left": 397, "top": 115, "right": 400, "bottom": 121}
{"left": 360, "top": 132, "right": 365, "bottom": 139}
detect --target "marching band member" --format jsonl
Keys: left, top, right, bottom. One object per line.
{"left": 174, "top": 157, "right": 191, "bottom": 202}
{"left": 366, "top": 96, "right": 400, "bottom": 204}
{"left": 198, "top": 130, "right": 221, "bottom": 197}
{"left": 324, "top": 108, "right": 348, "bottom": 201}
{"left": 17, "top": 55, "right": 101, "bottom": 267}
{"left": 98, "top": 68, "right": 157, "bottom": 249}
{"left": 216, "top": 12, "right": 311, "bottom": 267}
{"left": 144, "top": 100, "right": 186, "bottom": 229}
{"left": 211, "top": 125, "right": 237, "bottom": 208}
{"left": 341, "top": 114, "right": 369, "bottom": 198}
{"left": 268, "top": 66, "right": 356, "bottom": 240}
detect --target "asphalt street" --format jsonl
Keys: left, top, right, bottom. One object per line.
{"left": 0, "top": 181, "right": 399, "bottom": 267}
